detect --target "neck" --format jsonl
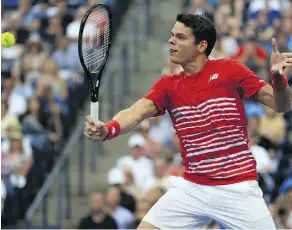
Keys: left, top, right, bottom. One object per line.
{"left": 182, "top": 55, "right": 208, "bottom": 76}
{"left": 107, "top": 205, "right": 117, "bottom": 215}
{"left": 91, "top": 212, "right": 105, "bottom": 222}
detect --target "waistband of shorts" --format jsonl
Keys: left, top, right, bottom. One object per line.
{"left": 183, "top": 172, "right": 257, "bottom": 186}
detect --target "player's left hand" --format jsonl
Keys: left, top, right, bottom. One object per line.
{"left": 270, "top": 38, "right": 292, "bottom": 75}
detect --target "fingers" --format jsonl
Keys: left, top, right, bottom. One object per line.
{"left": 84, "top": 116, "right": 106, "bottom": 141}
{"left": 86, "top": 116, "right": 95, "bottom": 125}
{"left": 271, "top": 38, "right": 279, "bottom": 53}
{"left": 283, "top": 62, "right": 292, "bottom": 68}
{"left": 282, "top": 53, "right": 292, "bottom": 57}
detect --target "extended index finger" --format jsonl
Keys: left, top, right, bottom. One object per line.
{"left": 271, "top": 38, "right": 278, "bottom": 53}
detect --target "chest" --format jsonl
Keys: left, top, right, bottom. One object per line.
{"left": 166, "top": 72, "right": 237, "bottom": 111}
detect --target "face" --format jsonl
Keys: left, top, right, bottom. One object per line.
{"left": 169, "top": 22, "right": 207, "bottom": 65}
{"left": 155, "top": 158, "right": 168, "bottom": 178}
{"left": 9, "top": 137, "right": 22, "bottom": 153}
{"left": 90, "top": 193, "right": 104, "bottom": 213}
{"left": 105, "top": 186, "right": 120, "bottom": 207}
{"left": 29, "top": 97, "right": 40, "bottom": 113}
{"left": 129, "top": 146, "right": 144, "bottom": 159}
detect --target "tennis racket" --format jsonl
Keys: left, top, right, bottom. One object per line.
{"left": 78, "top": 3, "right": 113, "bottom": 121}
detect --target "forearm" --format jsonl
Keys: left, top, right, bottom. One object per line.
{"left": 112, "top": 108, "right": 144, "bottom": 135}
{"left": 109, "top": 98, "right": 158, "bottom": 136}
{"left": 274, "top": 86, "right": 292, "bottom": 112}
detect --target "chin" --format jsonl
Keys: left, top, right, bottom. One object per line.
{"left": 169, "top": 56, "right": 181, "bottom": 64}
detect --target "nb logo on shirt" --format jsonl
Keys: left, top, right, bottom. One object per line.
{"left": 209, "top": 73, "right": 219, "bottom": 81}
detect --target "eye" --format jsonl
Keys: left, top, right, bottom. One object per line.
{"left": 176, "top": 34, "right": 185, "bottom": 40}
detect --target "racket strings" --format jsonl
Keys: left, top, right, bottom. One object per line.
{"left": 82, "top": 7, "right": 110, "bottom": 73}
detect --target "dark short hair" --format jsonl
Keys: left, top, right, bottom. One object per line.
{"left": 176, "top": 13, "right": 217, "bottom": 56}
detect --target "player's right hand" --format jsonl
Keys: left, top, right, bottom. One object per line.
{"left": 84, "top": 116, "right": 109, "bottom": 141}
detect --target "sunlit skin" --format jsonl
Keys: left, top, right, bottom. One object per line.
{"left": 168, "top": 22, "right": 209, "bottom": 75}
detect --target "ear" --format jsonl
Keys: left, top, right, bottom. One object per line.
{"left": 197, "top": 40, "right": 208, "bottom": 54}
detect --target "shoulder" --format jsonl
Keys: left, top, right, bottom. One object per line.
{"left": 117, "top": 155, "right": 132, "bottom": 166}
{"left": 213, "top": 58, "right": 254, "bottom": 75}
{"left": 105, "top": 214, "right": 116, "bottom": 222}
{"left": 79, "top": 215, "right": 91, "bottom": 223}
{"left": 209, "top": 57, "right": 243, "bottom": 66}
{"left": 117, "top": 206, "right": 134, "bottom": 218}
{"left": 156, "top": 72, "right": 183, "bottom": 83}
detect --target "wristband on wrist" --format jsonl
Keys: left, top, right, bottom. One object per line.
{"left": 103, "top": 120, "right": 121, "bottom": 141}
{"left": 270, "top": 71, "right": 288, "bottom": 92}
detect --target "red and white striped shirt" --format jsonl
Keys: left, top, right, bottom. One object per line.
{"left": 144, "top": 58, "right": 267, "bottom": 185}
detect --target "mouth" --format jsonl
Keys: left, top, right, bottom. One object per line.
{"left": 169, "top": 48, "right": 177, "bottom": 55}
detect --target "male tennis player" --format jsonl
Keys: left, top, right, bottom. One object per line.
{"left": 84, "top": 13, "right": 292, "bottom": 229}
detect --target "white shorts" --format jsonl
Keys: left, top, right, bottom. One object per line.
{"left": 142, "top": 176, "right": 276, "bottom": 229}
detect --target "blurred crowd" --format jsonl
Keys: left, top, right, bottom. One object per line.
{"left": 2, "top": 0, "right": 292, "bottom": 229}
{"left": 78, "top": 0, "right": 292, "bottom": 229}
{"left": 0, "top": 0, "right": 115, "bottom": 226}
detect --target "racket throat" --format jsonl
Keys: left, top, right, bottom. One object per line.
{"left": 91, "top": 80, "right": 100, "bottom": 102}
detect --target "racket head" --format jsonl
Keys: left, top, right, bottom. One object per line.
{"left": 78, "top": 3, "right": 113, "bottom": 102}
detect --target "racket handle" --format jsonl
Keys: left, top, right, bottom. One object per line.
{"left": 90, "top": 101, "right": 99, "bottom": 121}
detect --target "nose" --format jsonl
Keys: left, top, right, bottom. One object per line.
{"left": 169, "top": 36, "right": 176, "bottom": 45}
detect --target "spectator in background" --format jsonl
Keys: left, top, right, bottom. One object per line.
{"left": 248, "top": 115, "right": 276, "bottom": 151}
{"left": 52, "top": 35, "right": 82, "bottom": 82}
{"left": 105, "top": 186, "right": 134, "bottom": 229}
{"left": 107, "top": 167, "right": 137, "bottom": 213}
{"left": 22, "top": 96, "right": 62, "bottom": 153}
{"left": 188, "top": 0, "right": 214, "bottom": 21}
{"left": 247, "top": 0, "right": 287, "bottom": 23}
{"left": 259, "top": 105, "right": 286, "bottom": 146}
{"left": 78, "top": 192, "right": 118, "bottom": 229}
{"left": 274, "top": 177, "right": 292, "bottom": 228}
{"left": 126, "top": 199, "right": 152, "bottom": 229}
{"left": 234, "top": 31, "right": 267, "bottom": 72}
{"left": 123, "top": 167, "right": 142, "bottom": 199}
{"left": 5, "top": 11, "right": 30, "bottom": 45}
{"left": 66, "top": 6, "right": 86, "bottom": 41}
{"left": 37, "top": 58, "right": 69, "bottom": 115}
{"left": 209, "top": 38, "right": 228, "bottom": 59}
{"left": 41, "top": 15, "right": 63, "bottom": 47}
{"left": 47, "top": 0, "right": 73, "bottom": 31}
{"left": 116, "top": 133, "right": 155, "bottom": 191}
{"left": 2, "top": 131, "right": 32, "bottom": 189}
{"left": 1, "top": 100, "right": 22, "bottom": 139}
{"left": 144, "top": 187, "right": 164, "bottom": 207}
{"left": 248, "top": 132, "right": 273, "bottom": 194}
{"left": 1, "top": 78, "right": 27, "bottom": 117}
{"left": 21, "top": 35, "right": 47, "bottom": 86}
{"left": 143, "top": 157, "right": 170, "bottom": 192}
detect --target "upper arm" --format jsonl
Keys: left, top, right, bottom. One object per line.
{"left": 228, "top": 59, "right": 267, "bottom": 98}
{"left": 254, "top": 85, "right": 277, "bottom": 111}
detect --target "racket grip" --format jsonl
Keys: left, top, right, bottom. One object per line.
{"left": 90, "top": 101, "right": 99, "bottom": 121}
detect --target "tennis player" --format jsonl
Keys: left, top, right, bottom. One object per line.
{"left": 84, "top": 13, "right": 292, "bottom": 229}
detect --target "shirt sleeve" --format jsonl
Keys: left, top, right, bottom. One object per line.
{"left": 143, "top": 76, "right": 167, "bottom": 116}
{"left": 229, "top": 59, "right": 267, "bottom": 98}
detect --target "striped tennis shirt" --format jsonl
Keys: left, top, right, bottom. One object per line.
{"left": 144, "top": 58, "right": 267, "bottom": 185}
